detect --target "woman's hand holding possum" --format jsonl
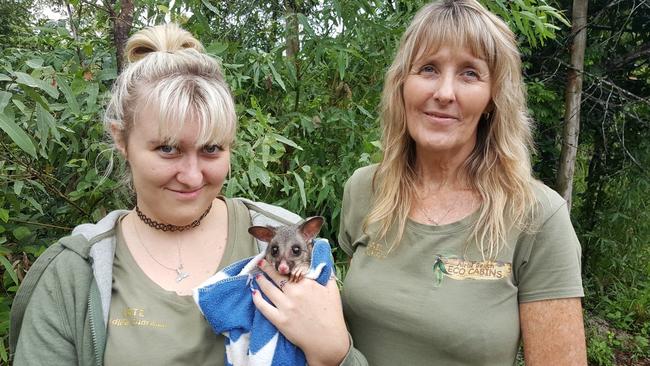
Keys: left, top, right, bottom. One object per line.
{"left": 253, "top": 260, "right": 350, "bottom": 366}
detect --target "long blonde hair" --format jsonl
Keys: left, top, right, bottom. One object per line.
{"left": 366, "top": 0, "right": 537, "bottom": 259}
{"left": 104, "top": 23, "right": 236, "bottom": 153}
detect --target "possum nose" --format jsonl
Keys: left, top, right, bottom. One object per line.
{"left": 278, "top": 261, "right": 290, "bottom": 275}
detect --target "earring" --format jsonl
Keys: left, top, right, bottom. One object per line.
{"left": 482, "top": 111, "right": 492, "bottom": 122}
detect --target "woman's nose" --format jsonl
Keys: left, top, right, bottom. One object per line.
{"left": 432, "top": 73, "right": 456, "bottom": 105}
{"left": 176, "top": 154, "right": 203, "bottom": 186}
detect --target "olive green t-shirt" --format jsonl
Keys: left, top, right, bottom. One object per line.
{"left": 104, "top": 197, "right": 257, "bottom": 366}
{"left": 338, "top": 165, "right": 584, "bottom": 366}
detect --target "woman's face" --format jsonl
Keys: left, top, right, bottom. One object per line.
{"left": 403, "top": 45, "right": 492, "bottom": 158}
{"left": 119, "top": 105, "right": 230, "bottom": 225}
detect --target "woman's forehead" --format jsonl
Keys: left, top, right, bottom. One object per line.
{"left": 132, "top": 103, "right": 218, "bottom": 146}
{"left": 411, "top": 14, "right": 493, "bottom": 66}
{"left": 412, "top": 43, "right": 486, "bottom": 66}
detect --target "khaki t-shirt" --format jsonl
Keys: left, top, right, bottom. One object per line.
{"left": 104, "top": 197, "right": 257, "bottom": 366}
{"left": 338, "top": 165, "right": 584, "bottom": 366}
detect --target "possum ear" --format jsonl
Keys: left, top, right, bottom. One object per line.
{"left": 299, "top": 216, "right": 324, "bottom": 241}
{"left": 248, "top": 226, "right": 276, "bottom": 242}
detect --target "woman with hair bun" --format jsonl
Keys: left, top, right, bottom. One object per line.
{"left": 10, "top": 23, "right": 349, "bottom": 365}
{"left": 256, "top": 1, "right": 588, "bottom": 365}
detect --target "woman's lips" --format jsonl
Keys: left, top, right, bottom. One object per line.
{"left": 168, "top": 187, "right": 203, "bottom": 199}
{"left": 424, "top": 111, "right": 459, "bottom": 124}
{"left": 425, "top": 111, "right": 458, "bottom": 119}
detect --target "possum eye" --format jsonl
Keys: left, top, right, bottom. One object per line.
{"left": 291, "top": 245, "right": 302, "bottom": 256}
{"left": 271, "top": 245, "right": 279, "bottom": 257}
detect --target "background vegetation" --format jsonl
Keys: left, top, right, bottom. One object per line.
{"left": 1, "top": 0, "right": 648, "bottom": 364}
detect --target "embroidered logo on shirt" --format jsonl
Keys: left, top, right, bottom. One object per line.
{"left": 365, "top": 241, "right": 388, "bottom": 258}
{"left": 432, "top": 255, "right": 512, "bottom": 286}
{"left": 110, "top": 307, "right": 168, "bottom": 329}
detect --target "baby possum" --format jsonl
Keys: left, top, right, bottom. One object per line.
{"left": 248, "top": 216, "right": 324, "bottom": 282}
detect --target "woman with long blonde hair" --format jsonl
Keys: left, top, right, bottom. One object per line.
{"left": 256, "top": 0, "right": 587, "bottom": 365}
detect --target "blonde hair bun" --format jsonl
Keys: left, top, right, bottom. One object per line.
{"left": 126, "top": 23, "right": 205, "bottom": 64}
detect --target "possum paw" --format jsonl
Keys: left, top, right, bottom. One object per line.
{"left": 290, "top": 263, "right": 309, "bottom": 282}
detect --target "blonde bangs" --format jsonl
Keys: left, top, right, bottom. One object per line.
{"left": 407, "top": 2, "right": 503, "bottom": 73}
{"left": 139, "top": 76, "right": 237, "bottom": 149}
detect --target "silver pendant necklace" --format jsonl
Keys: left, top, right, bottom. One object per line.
{"left": 132, "top": 216, "right": 190, "bottom": 283}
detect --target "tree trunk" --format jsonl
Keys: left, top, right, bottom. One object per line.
{"left": 112, "top": 0, "right": 134, "bottom": 73}
{"left": 284, "top": 0, "right": 300, "bottom": 58}
{"left": 556, "top": 0, "right": 588, "bottom": 212}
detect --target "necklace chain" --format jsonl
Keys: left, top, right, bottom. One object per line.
{"left": 415, "top": 185, "right": 459, "bottom": 226}
{"left": 135, "top": 203, "right": 212, "bottom": 232}
{"left": 131, "top": 216, "right": 190, "bottom": 283}
{"left": 417, "top": 204, "right": 454, "bottom": 226}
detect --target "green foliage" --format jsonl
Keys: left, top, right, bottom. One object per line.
{"left": 527, "top": 0, "right": 650, "bottom": 362}
{"left": 483, "top": 0, "right": 570, "bottom": 47}
{"left": 0, "top": 17, "right": 128, "bottom": 363}
{"left": 586, "top": 311, "right": 650, "bottom": 365}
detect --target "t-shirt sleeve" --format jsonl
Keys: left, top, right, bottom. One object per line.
{"left": 516, "top": 202, "right": 584, "bottom": 303}
{"left": 338, "top": 176, "right": 355, "bottom": 257}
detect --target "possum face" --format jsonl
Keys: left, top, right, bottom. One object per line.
{"left": 248, "top": 216, "right": 324, "bottom": 276}
{"left": 265, "top": 231, "right": 312, "bottom": 275}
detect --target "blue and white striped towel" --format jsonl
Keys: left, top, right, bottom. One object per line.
{"left": 193, "top": 239, "right": 334, "bottom": 366}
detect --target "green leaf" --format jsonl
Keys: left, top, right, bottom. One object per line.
{"left": 0, "top": 208, "right": 8, "bottom": 223}
{"left": 13, "top": 72, "right": 58, "bottom": 99}
{"left": 0, "top": 73, "right": 11, "bottom": 82}
{"left": 12, "top": 226, "right": 31, "bottom": 241}
{"left": 357, "top": 105, "right": 374, "bottom": 119}
{"left": 0, "top": 255, "right": 19, "bottom": 286}
{"left": 292, "top": 172, "right": 306, "bottom": 209}
{"left": 206, "top": 42, "right": 228, "bottom": 55}
{"left": 97, "top": 68, "right": 117, "bottom": 81}
{"left": 337, "top": 51, "right": 346, "bottom": 80}
{"left": 297, "top": 13, "right": 316, "bottom": 38}
{"left": 0, "top": 112, "right": 37, "bottom": 158}
{"left": 248, "top": 164, "right": 271, "bottom": 187}
{"left": 261, "top": 143, "right": 270, "bottom": 167}
{"left": 20, "top": 85, "right": 48, "bottom": 109}
{"left": 272, "top": 133, "right": 302, "bottom": 150}
{"left": 13, "top": 180, "right": 24, "bottom": 195}
{"left": 26, "top": 58, "right": 44, "bottom": 68}
{"left": 26, "top": 196, "right": 44, "bottom": 215}
{"left": 36, "top": 103, "right": 60, "bottom": 144}
{"left": 86, "top": 83, "right": 99, "bottom": 107}
{"left": 12, "top": 98, "right": 28, "bottom": 115}
{"left": 57, "top": 76, "right": 80, "bottom": 115}
{"left": 267, "top": 62, "right": 286, "bottom": 91}
{"left": 0, "top": 91, "right": 11, "bottom": 113}
{"left": 201, "top": 0, "right": 219, "bottom": 14}
{"left": 35, "top": 104, "right": 49, "bottom": 144}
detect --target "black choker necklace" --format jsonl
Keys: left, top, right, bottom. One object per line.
{"left": 135, "top": 203, "right": 212, "bottom": 232}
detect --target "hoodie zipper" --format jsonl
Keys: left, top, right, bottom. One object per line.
{"left": 88, "top": 292, "right": 102, "bottom": 366}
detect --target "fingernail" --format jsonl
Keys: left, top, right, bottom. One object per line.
{"left": 257, "top": 259, "right": 264, "bottom": 267}
{"left": 251, "top": 289, "right": 257, "bottom": 295}
{"left": 255, "top": 273, "right": 262, "bottom": 279}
